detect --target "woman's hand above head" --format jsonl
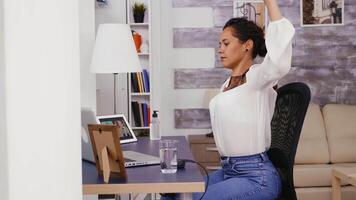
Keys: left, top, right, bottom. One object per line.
{"left": 263, "top": 0, "right": 282, "bottom": 21}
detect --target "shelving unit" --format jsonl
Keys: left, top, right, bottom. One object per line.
{"left": 138, "top": 53, "right": 150, "bottom": 56}
{"left": 130, "top": 23, "right": 149, "bottom": 26}
{"left": 127, "top": 0, "right": 152, "bottom": 136}
{"left": 131, "top": 92, "right": 150, "bottom": 96}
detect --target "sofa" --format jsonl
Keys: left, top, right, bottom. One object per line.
{"left": 294, "top": 103, "right": 356, "bottom": 200}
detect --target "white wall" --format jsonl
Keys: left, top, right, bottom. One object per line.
{"left": 159, "top": 0, "right": 216, "bottom": 136}
{"left": 0, "top": 0, "right": 9, "bottom": 198}
{"left": 95, "top": 0, "right": 126, "bottom": 27}
{"left": 80, "top": 0, "right": 96, "bottom": 110}
{"left": 79, "top": 2, "right": 96, "bottom": 199}
{"left": 149, "top": 0, "right": 161, "bottom": 116}
{"left": 3, "top": 0, "right": 82, "bottom": 200}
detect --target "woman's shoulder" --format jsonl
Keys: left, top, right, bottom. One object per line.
{"left": 246, "top": 63, "right": 264, "bottom": 84}
{"left": 247, "top": 64, "right": 261, "bottom": 74}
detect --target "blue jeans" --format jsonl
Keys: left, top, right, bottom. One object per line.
{"left": 162, "top": 152, "right": 281, "bottom": 200}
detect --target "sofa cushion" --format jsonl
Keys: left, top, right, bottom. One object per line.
{"left": 295, "top": 104, "right": 330, "bottom": 164}
{"left": 333, "top": 163, "right": 356, "bottom": 168}
{"left": 296, "top": 187, "right": 331, "bottom": 200}
{"left": 294, "top": 164, "right": 332, "bottom": 187}
{"left": 296, "top": 186, "right": 356, "bottom": 200}
{"left": 294, "top": 164, "right": 355, "bottom": 187}
{"left": 323, "top": 104, "right": 356, "bottom": 163}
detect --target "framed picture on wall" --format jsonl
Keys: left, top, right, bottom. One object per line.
{"left": 233, "top": 0, "right": 268, "bottom": 31}
{"left": 301, "top": 0, "right": 344, "bottom": 27}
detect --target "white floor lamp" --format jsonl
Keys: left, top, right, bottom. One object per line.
{"left": 90, "top": 24, "right": 141, "bottom": 114}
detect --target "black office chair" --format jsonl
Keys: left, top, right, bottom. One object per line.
{"left": 267, "top": 82, "right": 311, "bottom": 200}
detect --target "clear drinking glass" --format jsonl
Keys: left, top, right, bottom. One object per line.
{"left": 159, "top": 140, "right": 178, "bottom": 174}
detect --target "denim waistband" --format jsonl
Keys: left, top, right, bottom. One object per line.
{"left": 220, "top": 151, "right": 269, "bottom": 164}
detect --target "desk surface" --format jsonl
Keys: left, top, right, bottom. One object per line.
{"left": 82, "top": 136, "right": 205, "bottom": 194}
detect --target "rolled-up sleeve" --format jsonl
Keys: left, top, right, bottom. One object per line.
{"left": 250, "top": 17, "right": 295, "bottom": 90}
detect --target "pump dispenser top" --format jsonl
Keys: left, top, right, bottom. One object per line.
{"left": 149, "top": 110, "right": 160, "bottom": 140}
{"left": 152, "top": 110, "right": 158, "bottom": 118}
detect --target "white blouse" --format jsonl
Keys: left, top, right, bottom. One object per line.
{"left": 209, "top": 18, "right": 295, "bottom": 157}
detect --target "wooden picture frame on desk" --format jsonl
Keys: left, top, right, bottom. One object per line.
{"left": 88, "top": 124, "right": 127, "bottom": 183}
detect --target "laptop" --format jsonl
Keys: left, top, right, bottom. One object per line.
{"left": 81, "top": 107, "right": 160, "bottom": 168}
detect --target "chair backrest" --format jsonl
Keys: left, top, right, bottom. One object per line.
{"left": 267, "top": 82, "right": 311, "bottom": 200}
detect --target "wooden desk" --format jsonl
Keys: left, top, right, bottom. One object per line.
{"left": 188, "top": 135, "right": 221, "bottom": 174}
{"left": 82, "top": 136, "right": 205, "bottom": 194}
{"left": 332, "top": 167, "right": 356, "bottom": 200}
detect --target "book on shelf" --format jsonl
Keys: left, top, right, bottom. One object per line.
{"left": 131, "top": 101, "right": 150, "bottom": 127}
{"left": 138, "top": 102, "right": 144, "bottom": 127}
{"left": 140, "top": 72, "right": 146, "bottom": 92}
{"left": 131, "top": 73, "right": 139, "bottom": 93}
{"left": 131, "top": 101, "right": 141, "bottom": 126}
{"left": 136, "top": 72, "right": 143, "bottom": 93}
{"left": 130, "top": 70, "right": 150, "bottom": 93}
{"left": 142, "top": 103, "right": 147, "bottom": 127}
{"left": 139, "top": 72, "right": 144, "bottom": 92}
{"left": 143, "top": 69, "right": 150, "bottom": 92}
{"left": 147, "top": 105, "right": 151, "bottom": 125}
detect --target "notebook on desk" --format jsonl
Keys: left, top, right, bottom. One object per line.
{"left": 81, "top": 108, "right": 160, "bottom": 168}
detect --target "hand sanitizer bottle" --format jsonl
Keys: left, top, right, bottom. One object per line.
{"left": 150, "top": 110, "right": 160, "bottom": 140}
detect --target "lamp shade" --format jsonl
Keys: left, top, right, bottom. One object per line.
{"left": 90, "top": 24, "right": 141, "bottom": 73}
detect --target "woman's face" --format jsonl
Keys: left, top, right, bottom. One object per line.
{"left": 219, "top": 27, "right": 246, "bottom": 69}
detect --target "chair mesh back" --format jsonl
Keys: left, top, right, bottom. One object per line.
{"left": 268, "top": 82, "right": 311, "bottom": 200}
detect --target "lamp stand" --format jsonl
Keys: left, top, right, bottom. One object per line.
{"left": 113, "top": 73, "right": 118, "bottom": 114}
{"left": 113, "top": 73, "right": 131, "bottom": 117}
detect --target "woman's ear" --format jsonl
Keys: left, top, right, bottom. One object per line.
{"left": 244, "top": 39, "right": 254, "bottom": 52}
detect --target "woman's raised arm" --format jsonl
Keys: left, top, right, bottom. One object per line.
{"left": 264, "top": 0, "right": 282, "bottom": 21}
{"left": 248, "top": 1, "right": 295, "bottom": 90}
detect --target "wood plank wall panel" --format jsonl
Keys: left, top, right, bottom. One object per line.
{"left": 175, "top": 109, "right": 211, "bottom": 129}
{"left": 173, "top": 28, "right": 220, "bottom": 48}
{"left": 213, "top": 6, "right": 233, "bottom": 27}
{"left": 173, "top": 0, "right": 234, "bottom": 7}
{"left": 173, "top": 0, "right": 294, "bottom": 7}
{"left": 174, "top": 68, "right": 230, "bottom": 89}
{"left": 172, "top": 0, "right": 356, "bottom": 129}
{"left": 279, "top": 67, "right": 356, "bottom": 105}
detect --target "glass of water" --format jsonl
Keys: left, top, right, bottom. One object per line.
{"left": 159, "top": 139, "right": 178, "bottom": 174}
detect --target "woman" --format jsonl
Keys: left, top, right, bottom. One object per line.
{"left": 163, "top": 0, "right": 294, "bottom": 199}
{"left": 193, "top": 0, "right": 294, "bottom": 199}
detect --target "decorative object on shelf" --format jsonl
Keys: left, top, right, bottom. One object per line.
{"left": 140, "top": 40, "right": 149, "bottom": 53}
{"left": 132, "top": 30, "right": 142, "bottom": 53}
{"left": 301, "top": 0, "right": 344, "bottom": 27}
{"left": 96, "top": 0, "right": 109, "bottom": 8}
{"left": 90, "top": 24, "right": 142, "bottom": 114}
{"left": 233, "top": 0, "right": 267, "bottom": 30}
{"left": 132, "top": 2, "right": 147, "bottom": 23}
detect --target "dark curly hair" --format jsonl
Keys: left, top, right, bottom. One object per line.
{"left": 223, "top": 17, "right": 267, "bottom": 59}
